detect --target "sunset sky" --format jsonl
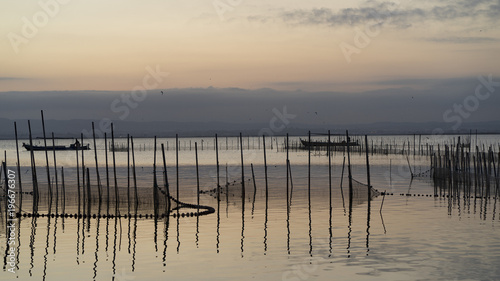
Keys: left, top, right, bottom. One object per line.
{"left": 1, "top": 0, "right": 499, "bottom": 92}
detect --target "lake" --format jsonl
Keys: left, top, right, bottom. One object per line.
{"left": 1, "top": 134, "right": 499, "bottom": 280}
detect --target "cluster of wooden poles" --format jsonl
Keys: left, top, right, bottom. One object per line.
{"left": 2, "top": 110, "right": 374, "bottom": 220}
{"left": 431, "top": 136, "right": 500, "bottom": 199}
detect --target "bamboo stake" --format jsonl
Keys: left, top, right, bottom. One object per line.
{"left": 13, "top": 122, "right": 23, "bottom": 197}
{"left": 365, "top": 135, "right": 371, "bottom": 199}
{"left": 263, "top": 135, "right": 268, "bottom": 199}
{"left": 216, "top": 134, "right": 220, "bottom": 202}
{"left": 105, "top": 132, "right": 110, "bottom": 212}
{"left": 75, "top": 129, "right": 81, "bottom": 215}
{"left": 240, "top": 132, "right": 245, "bottom": 198}
{"left": 41, "top": 110, "right": 52, "bottom": 201}
{"left": 92, "top": 122, "right": 102, "bottom": 206}
{"left": 52, "top": 133, "right": 59, "bottom": 209}
{"left": 127, "top": 134, "right": 130, "bottom": 213}
{"left": 176, "top": 134, "right": 179, "bottom": 203}
{"left": 328, "top": 130, "right": 332, "bottom": 213}
{"left": 161, "top": 143, "right": 169, "bottom": 211}
{"left": 286, "top": 133, "right": 289, "bottom": 210}
{"left": 111, "top": 123, "right": 119, "bottom": 212}
{"left": 346, "top": 130, "right": 353, "bottom": 200}
{"left": 131, "top": 136, "right": 138, "bottom": 206}
{"left": 195, "top": 142, "right": 199, "bottom": 212}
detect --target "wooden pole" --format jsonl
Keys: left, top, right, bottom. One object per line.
{"left": 28, "top": 120, "right": 39, "bottom": 202}
{"left": 346, "top": 130, "right": 353, "bottom": 200}
{"left": 240, "top": 133, "right": 245, "bottom": 198}
{"left": 161, "top": 143, "right": 169, "bottom": 211}
{"left": 308, "top": 131, "right": 311, "bottom": 201}
{"left": 14, "top": 122, "right": 22, "bottom": 196}
{"left": 92, "top": 122, "right": 102, "bottom": 206}
{"left": 75, "top": 129, "right": 81, "bottom": 215}
{"left": 176, "top": 134, "right": 179, "bottom": 202}
{"left": 104, "top": 132, "right": 110, "bottom": 211}
{"left": 61, "top": 167, "right": 65, "bottom": 214}
{"left": 41, "top": 110, "right": 52, "bottom": 201}
{"left": 153, "top": 136, "right": 158, "bottom": 215}
{"left": 131, "top": 136, "right": 138, "bottom": 206}
{"left": 81, "top": 133, "right": 85, "bottom": 206}
{"left": 111, "top": 123, "right": 119, "bottom": 212}
{"left": 216, "top": 134, "right": 220, "bottom": 202}
{"left": 251, "top": 163, "right": 257, "bottom": 197}
{"left": 52, "top": 133, "right": 59, "bottom": 209}
{"left": 86, "top": 167, "right": 91, "bottom": 214}
{"left": 286, "top": 133, "right": 289, "bottom": 210}
{"left": 127, "top": 134, "right": 130, "bottom": 213}
{"left": 195, "top": 142, "right": 199, "bottom": 212}
{"left": 263, "top": 135, "right": 268, "bottom": 199}
{"left": 365, "top": 135, "right": 371, "bottom": 199}
{"left": 328, "top": 130, "right": 332, "bottom": 213}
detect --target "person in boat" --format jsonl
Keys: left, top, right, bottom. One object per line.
{"left": 74, "top": 138, "right": 80, "bottom": 147}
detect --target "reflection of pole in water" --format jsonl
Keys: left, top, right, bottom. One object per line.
{"left": 241, "top": 190, "right": 245, "bottom": 258}
{"left": 251, "top": 163, "right": 257, "bottom": 217}
{"left": 112, "top": 216, "right": 118, "bottom": 277}
{"left": 162, "top": 205, "right": 170, "bottom": 268}
{"left": 347, "top": 186, "right": 353, "bottom": 258}
{"left": 42, "top": 214, "right": 52, "bottom": 281}
{"left": 133, "top": 209, "right": 138, "bottom": 271}
{"left": 93, "top": 208, "right": 101, "bottom": 280}
{"left": 76, "top": 216, "right": 80, "bottom": 265}
{"left": 365, "top": 135, "right": 371, "bottom": 256}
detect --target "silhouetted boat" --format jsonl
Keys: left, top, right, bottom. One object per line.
{"left": 22, "top": 143, "right": 90, "bottom": 151}
{"left": 300, "top": 139, "right": 359, "bottom": 147}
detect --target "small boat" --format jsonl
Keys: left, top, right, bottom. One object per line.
{"left": 22, "top": 142, "right": 90, "bottom": 151}
{"left": 300, "top": 139, "right": 360, "bottom": 147}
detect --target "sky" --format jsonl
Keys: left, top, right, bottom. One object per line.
{"left": 1, "top": 0, "right": 499, "bottom": 128}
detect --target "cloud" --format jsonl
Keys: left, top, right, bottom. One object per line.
{"left": 0, "top": 77, "right": 26, "bottom": 80}
{"left": 276, "top": 1, "right": 500, "bottom": 28}
{"left": 425, "top": 36, "right": 500, "bottom": 43}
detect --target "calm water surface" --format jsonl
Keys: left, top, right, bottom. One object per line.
{"left": 1, "top": 135, "right": 499, "bottom": 280}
